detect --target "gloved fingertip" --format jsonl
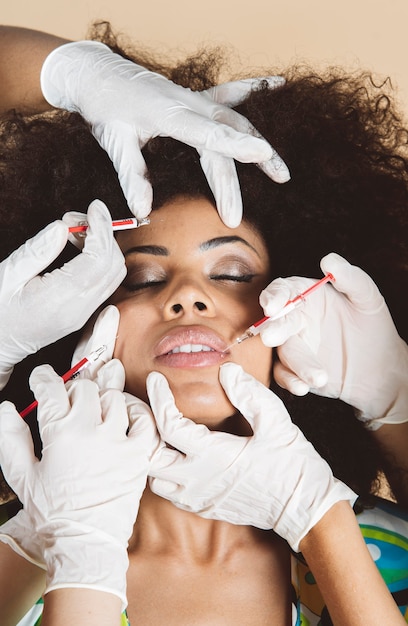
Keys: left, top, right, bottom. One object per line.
{"left": 259, "top": 155, "right": 290, "bottom": 183}
{"left": 320, "top": 252, "right": 348, "bottom": 277}
{"left": 87, "top": 199, "right": 112, "bottom": 223}
{"left": 219, "top": 362, "right": 243, "bottom": 386}
{"left": 219, "top": 361, "right": 242, "bottom": 373}
{"left": 125, "top": 180, "right": 153, "bottom": 220}
{"left": 146, "top": 370, "right": 164, "bottom": 383}
{"left": 214, "top": 182, "right": 243, "bottom": 227}
{"left": 218, "top": 177, "right": 243, "bottom": 227}
{"left": 47, "top": 219, "right": 69, "bottom": 241}
{"left": 218, "top": 206, "right": 242, "bottom": 229}
{"left": 0, "top": 399, "right": 18, "bottom": 417}
{"left": 200, "top": 154, "right": 243, "bottom": 228}
{"left": 264, "top": 75, "right": 286, "bottom": 89}
{"left": 98, "top": 303, "right": 121, "bottom": 327}
{"left": 289, "top": 380, "right": 310, "bottom": 397}
{"left": 286, "top": 379, "right": 310, "bottom": 396}
{"left": 310, "top": 370, "right": 329, "bottom": 389}
{"left": 146, "top": 371, "right": 169, "bottom": 395}
{"left": 129, "top": 203, "right": 152, "bottom": 221}
{"left": 28, "top": 363, "right": 59, "bottom": 389}
{"left": 149, "top": 477, "right": 178, "bottom": 497}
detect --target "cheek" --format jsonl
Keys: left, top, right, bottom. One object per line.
{"left": 234, "top": 336, "right": 273, "bottom": 387}
{"left": 112, "top": 303, "right": 152, "bottom": 401}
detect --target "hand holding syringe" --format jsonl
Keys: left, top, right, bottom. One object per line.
{"left": 19, "top": 345, "right": 108, "bottom": 418}
{"left": 225, "top": 273, "right": 334, "bottom": 351}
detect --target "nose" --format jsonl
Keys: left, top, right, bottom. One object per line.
{"left": 162, "top": 278, "right": 216, "bottom": 320}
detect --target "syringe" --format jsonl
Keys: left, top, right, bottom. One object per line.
{"left": 225, "top": 272, "right": 334, "bottom": 350}
{"left": 69, "top": 217, "right": 150, "bottom": 234}
{"left": 19, "top": 345, "right": 108, "bottom": 419}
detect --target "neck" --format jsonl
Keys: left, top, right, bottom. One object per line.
{"left": 129, "top": 485, "right": 263, "bottom": 563}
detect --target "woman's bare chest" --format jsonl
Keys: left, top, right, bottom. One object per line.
{"left": 126, "top": 537, "right": 292, "bottom": 625}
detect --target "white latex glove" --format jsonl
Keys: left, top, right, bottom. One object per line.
{"left": 147, "top": 363, "right": 356, "bottom": 552}
{"left": 258, "top": 253, "right": 408, "bottom": 430}
{"left": 0, "top": 200, "right": 125, "bottom": 391}
{"left": 0, "top": 352, "right": 125, "bottom": 569}
{"left": 40, "top": 40, "right": 290, "bottom": 227}
{"left": 0, "top": 353, "right": 124, "bottom": 569}
{"left": 0, "top": 360, "right": 158, "bottom": 609}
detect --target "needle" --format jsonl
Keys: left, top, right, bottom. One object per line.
{"left": 19, "top": 345, "right": 108, "bottom": 419}
{"left": 225, "top": 273, "right": 334, "bottom": 351}
{"left": 69, "top": 217, "right": 150, "bottom": 233}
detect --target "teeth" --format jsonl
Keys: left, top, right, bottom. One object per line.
{"left": 169, "top": 344, "right": 214, "bottom": 354}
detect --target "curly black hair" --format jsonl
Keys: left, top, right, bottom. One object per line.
{"left": 1, "top": 22, "right": 407, "bottom": 503}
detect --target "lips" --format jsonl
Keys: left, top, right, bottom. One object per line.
{"left": 154, "top": 326, "right": 229, "bottom": 367}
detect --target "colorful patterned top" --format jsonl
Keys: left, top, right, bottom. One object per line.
{"left": 1, "top": 497, "right": 406, "bottom": 625}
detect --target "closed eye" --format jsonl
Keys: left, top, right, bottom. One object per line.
{"left": 210, "top": 274, "right": 255, "bottom": 283}
{"left": 122, "top": 279, "right": 166, "bottom": 292}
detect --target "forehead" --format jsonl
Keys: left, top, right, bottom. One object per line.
{"left": 116, "top": 197, "right": 268, "bottom": 261}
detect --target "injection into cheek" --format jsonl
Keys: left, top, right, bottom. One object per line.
{"left": 224, "top": 272, "right": 334, "bottom": 351}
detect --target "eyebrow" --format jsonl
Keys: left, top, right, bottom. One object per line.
{"left": 124, "top": 244, "right": 168, "bottom": 257}
{"left": 124, "top": 236, "right": 260, "bottom": 258}
{"left": 200, "top": 236, "right": 260, "bottom": 256}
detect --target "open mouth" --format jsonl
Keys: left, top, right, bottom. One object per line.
{"left": 166, "top": 344, "right": 215, "bottom": 354}
{"left": 154, "top": 327, "right": 230, "bottom": 367}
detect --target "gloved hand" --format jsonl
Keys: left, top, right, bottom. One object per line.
{"left": 70, "top": 304, "right": 120, "bottom": 379}
{"left": 147, "top": 363, "right": 356, "bottom": 552}
{"left": 0, "top": 200, "right": 125, "bottom": 391}
{"left": 40, "top": 40, "right": 290, "bottom": 227}
{"left": 0, "top": 352, "right": 124, "bottom": 568}
{"left": 258, "top": 252, "right": 408, "bottom": 430}
{"left": 0, "top": 359, "right": 158, "bottom": 609}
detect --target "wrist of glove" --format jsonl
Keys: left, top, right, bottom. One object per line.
{"left": 41, "top": 521, "right": 129, "bottom": 604}
{"left": 0, "top": 509, "right": 45, "bottom": 569}
{"left": 356, "top": 340, "right": 408, "bottom": 430}
{"left": 0, "top": 360, "right": 158, "bottom": 609}
{"left": 0, "top": 514, "right": 129, "bottom": 603}
{"left": 148, "top": 363, "right": 356, "bottom": 552}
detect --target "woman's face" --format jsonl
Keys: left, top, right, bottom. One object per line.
{"left": 111, "top": 197, "right": 272, "bottom": 428}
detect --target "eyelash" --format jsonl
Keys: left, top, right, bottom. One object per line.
{"left": 123, "top": 273, "right": 255, "bottom": 292}
{"left": 123, "top": 279, "right": 166, "bottom": 292}
{"left": 210, "top": 273, "right": 255, "bottom": 283}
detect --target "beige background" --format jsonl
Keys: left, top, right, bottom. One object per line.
{"left": 2, "top": 0, "right": 408, "bottom": 111}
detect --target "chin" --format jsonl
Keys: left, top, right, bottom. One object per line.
{"left": 168, "top": 379, "right": 236, "bottom": 426}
